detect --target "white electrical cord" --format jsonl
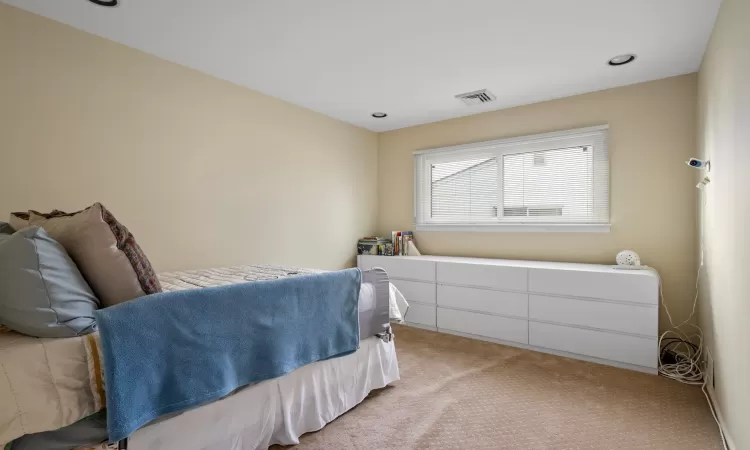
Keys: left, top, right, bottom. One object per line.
{"left": 656, "top": 270, "right": 704, "bottom": 384}
{"left": 655, "top": 187, "right": 728, "bottom": 450}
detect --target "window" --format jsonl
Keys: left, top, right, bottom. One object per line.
{"left": 414, "top": 126, "right": 609, "bottom": 232}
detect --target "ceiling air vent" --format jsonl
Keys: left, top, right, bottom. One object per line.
{"left": 455, "top": 89, "right": 496, "bottom": 106}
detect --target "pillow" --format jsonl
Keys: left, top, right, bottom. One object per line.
{"left": 0, "top": 222, "right": 14, "bottom": 234}
{"left": 8, "top": 209, "right": 68, "bottom": 231}
{"left": 0, "top": 227, "right": 99, "bottom": 338}
{"left": 30, "top": 203, "right": 162, "bottom": 307}
{"left": 8, "top": 212, "right": 29, "bottom": 230}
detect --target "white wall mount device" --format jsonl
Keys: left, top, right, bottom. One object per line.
{"left": 686, "top": 158, "right": 710, "bottom": 170}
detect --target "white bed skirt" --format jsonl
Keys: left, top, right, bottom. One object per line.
{"left": 129, "top": 336, "right": 399, "bottom": 450}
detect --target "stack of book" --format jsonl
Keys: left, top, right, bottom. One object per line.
{"left": 357, "top": 237, "right": 392, "bottom": 255}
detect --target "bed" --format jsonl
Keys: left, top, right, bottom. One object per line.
{"left": 1, "top": 264, "right": 404, "bottom": 450}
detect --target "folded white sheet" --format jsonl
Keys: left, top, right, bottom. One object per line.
{"left": 389, "top": 283, "right": 409, "bottom": 322}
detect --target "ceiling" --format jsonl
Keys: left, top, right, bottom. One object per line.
{"left": 2, "top": 0, "right": 721, "bottom": 132}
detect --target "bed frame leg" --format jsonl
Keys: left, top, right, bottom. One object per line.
{"left": 117, "top": 438, "right": 128, "bottom": 449}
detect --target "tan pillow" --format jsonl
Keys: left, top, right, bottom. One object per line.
{"left": 8, "top": 212, "right": 30, "bottom": 230}
{"left": 30, "top": 203, "right": 161, "bottom": 307}
{"left": 9, "top": 209, "right": 68, "bottom": 230}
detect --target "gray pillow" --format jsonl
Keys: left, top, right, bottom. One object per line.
{"left": 0, "top": 221, "right": 14, "bottom": 234}
{"left": 0, "top": 227, "right": 99, "bottom": 337}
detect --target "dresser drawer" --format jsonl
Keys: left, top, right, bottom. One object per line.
{"left": 438, "top": 285, "right": 527, "bottom": 318}
{"left": 529, "top": 322, "right": 657, "bottom": 368}
{"left": 404, "top": 302, "right": 436, "bottom": 327}
{"left": 529, "top": 295, "right": 657, "bottom": 337}
{"left": 392, "top": 279, "right": 436, "bottom": 305}
{"left": 358, "top": 255, "right": 435, "bottom": 282}
{"left": 528, "top": 268, "right": 658, "bottom": 305}
{"left": 436, "top": 262, "right": 527, "bottom": 291}
{"left": 437, "top": 308, "right": 528, "bottom": 344}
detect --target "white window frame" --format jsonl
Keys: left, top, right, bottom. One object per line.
{"left": 414, "top": 125, "right": 610, "bottom": 233}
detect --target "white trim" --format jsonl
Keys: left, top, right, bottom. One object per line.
{"left": 412, "top": 124, "right": 609, "bottom": 156}
{"left": 416, "top": 223, "right": 611, "bottom": 233}
{"left": 399, "top": 322, "right": 438, "bottom": 332}
{"left": 706, "top": 384, "right": 736, "bottom": 450}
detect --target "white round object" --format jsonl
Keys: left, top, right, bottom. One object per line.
{"left": 616, "top": 250, "right": 641, "bottom": 266}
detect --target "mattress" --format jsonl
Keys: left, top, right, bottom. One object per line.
{"left": 0, "top": 329, "right": 104, "bottom": 447}
{"left": 1, "top": 265, "right": 403, "bottom": 447}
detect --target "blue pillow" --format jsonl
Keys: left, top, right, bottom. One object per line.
{"left": 0, "top": 227, "right": 99, "bottom": 337}
{"left": 0, "top": 221, "right": 14, "bottom": 234}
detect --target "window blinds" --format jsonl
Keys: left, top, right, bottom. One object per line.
{"left": 414, "top": 126, "right": 609, "bottom": 229}
{"left": 430, "top": 157, "right": 497, "bottom": 221}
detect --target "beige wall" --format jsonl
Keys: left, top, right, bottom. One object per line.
{"left": 379, "top": 75, "right": 699, "bottom": 333}
{"left": 0, "top": 4, "right": 378, "bottom": 272}
{"left": 1, "top": 1, "right": 739, "bottom": 441}
{"left": 697, "top": 0, "right": 750, "bottom": 447}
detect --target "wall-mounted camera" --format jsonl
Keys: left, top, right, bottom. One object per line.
{"left": 686, "top": 158, "right": 710, "bottom": 170}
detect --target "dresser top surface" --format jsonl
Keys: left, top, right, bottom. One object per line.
{"left": 358, "top": 254, "right": 659, "bottom": 278}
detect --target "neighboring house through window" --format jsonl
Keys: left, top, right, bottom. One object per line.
{"left": 414, "top": 126, "right": 609, "bottom": 232}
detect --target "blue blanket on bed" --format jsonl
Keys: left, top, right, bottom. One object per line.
{"left": 94, "top": 268, "right": 362, "bottom": 442}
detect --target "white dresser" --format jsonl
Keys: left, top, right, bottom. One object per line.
{"left": 358, "top": 254, "right": 659, "bottom": 374}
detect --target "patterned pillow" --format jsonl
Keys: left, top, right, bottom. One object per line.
{"left": 30, "top": 203, "right": 161, "bottom": 307}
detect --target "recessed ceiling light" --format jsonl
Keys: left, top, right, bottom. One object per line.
{"left": 608, "top": 54, "right": 636, "bottom": 66}
{"left": 371, "top": 112, "right": 387, "bottom": 118}
{"left": 87, "top": 0, "right": 119, "bottom": 7}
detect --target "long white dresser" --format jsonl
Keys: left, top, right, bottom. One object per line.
{"left": 358, "top": 254, "right": 659, "bottom": 374}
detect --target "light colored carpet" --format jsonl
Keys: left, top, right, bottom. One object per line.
{"left": 278, "top": 325, "right": 723, "bottom": 450}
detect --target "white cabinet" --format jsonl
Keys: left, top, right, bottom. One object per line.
{"left": 529, "top": 322, "right": 656, "bottom": 368}
{"left": 438, "top": 285, "right": 527, "bottom": 318}
{"left": 438, "top": 308, "right": 528, "bottom": 344}
{"left": 529, "top": 268, "right": 658, "bottom": 305}
{"left": 529, "top": 295, "right": 657, "bottom": 337}
{"left": 437, "top": 262, "right": 527, "bottom": 291}
{"left": 358, "top": 255, "right": 435, "bottom": 282}
{"left": 392, "top": 279, "right": 436, "bottom": 305}
{"left": 403, "top": 302, "right": 437, "bottom": 328}
{"left": 358, "top": 255, "right": 659, "bottom": 374}
{"left": 359, "top": 255, "right": 438, "bottom": 329}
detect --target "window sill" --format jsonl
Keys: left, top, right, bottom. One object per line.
{"left": 415, "top": 223, "right": 611, "bottom": 233}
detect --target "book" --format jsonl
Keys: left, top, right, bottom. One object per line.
{"left": 402, "top": 232, "right": 413, "bottom": 256}
{"left": 389, "top": 231, "right": 416, "bottom": 256}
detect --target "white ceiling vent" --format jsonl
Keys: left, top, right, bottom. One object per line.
{"left": 455, "top": 89, "right": 496, "bottom": 106}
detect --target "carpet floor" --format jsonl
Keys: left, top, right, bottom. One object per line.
{"left": 279, "top": 324, "right": 723, "bottom": 450}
